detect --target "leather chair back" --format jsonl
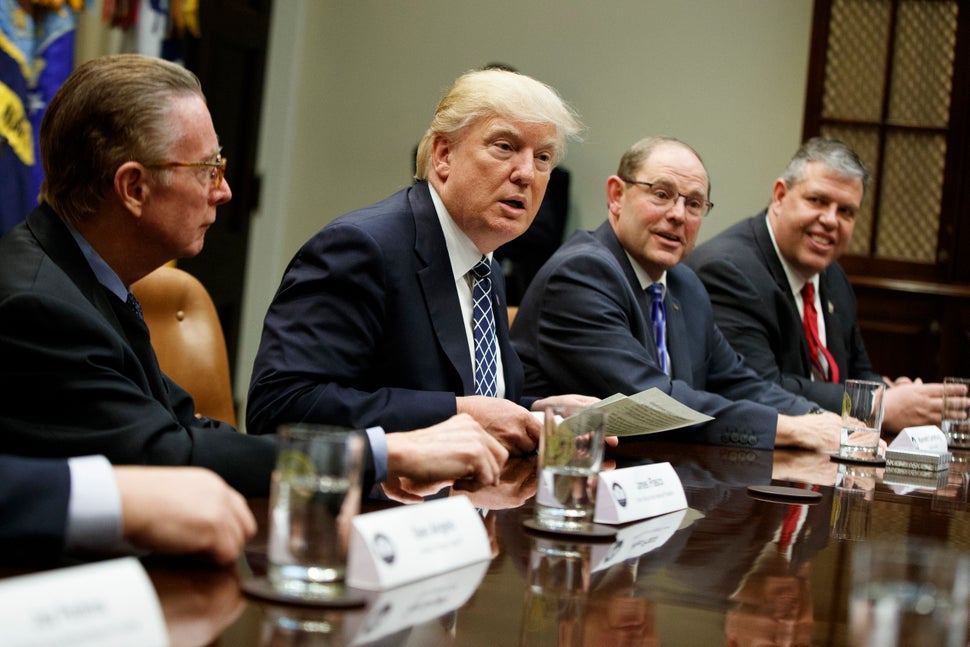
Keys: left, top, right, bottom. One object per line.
{"left": 131, "top": 266, "right": 237, "bottom": 426}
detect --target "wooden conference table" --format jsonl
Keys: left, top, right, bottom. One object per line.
{"left": 70, "top": 440, "right": 970, "bottom": 645}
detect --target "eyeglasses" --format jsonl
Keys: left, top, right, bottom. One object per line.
{"left": 619, "top": 177, "right": 713, "bottom": 219}
{"left": 147, "top": 156, "right": 227, "bottom": 189}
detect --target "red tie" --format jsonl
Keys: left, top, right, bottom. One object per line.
{"left": 801, "top": 283, "right": 839, "bottom": 383}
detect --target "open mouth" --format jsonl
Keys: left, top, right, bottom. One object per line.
{"left": 501, "top": 198, "right": 526, "bottom": 210}
{"left": 655, "top": 230, "right": 682, "bottom": 244}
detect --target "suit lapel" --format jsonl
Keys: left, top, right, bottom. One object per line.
{"left": 27, "top": 205, "right": 127, "bottom": 338}
{"left": 27, "top": 205, "right": 173, "bottom": 411}
{"left": 753, "top": 214, "right": 814, "bottom": 373}
{"left": 595, "top": 224, "right": 669, "bottom": 369}
{"left": 411, "top": 184, "right": 476, "bottom": 394}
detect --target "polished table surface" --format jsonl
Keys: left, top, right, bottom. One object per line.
{"left": 29, "top": 440, "right": 970, "bottom": 645}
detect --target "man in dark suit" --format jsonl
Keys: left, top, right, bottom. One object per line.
{"left": 1, "top": 455, "right": 255, "bottom": 565}
{"left": 248, "top": 68, "right": 594, "bottom": 454}
{"left": 511, "top": 136, "right": 842, "bottom": 450}
{"left": 0, "top": 55, "right": 508, "bottom": 501}
{"left": 685, "top": 137, "right": 958, "bottom": 432}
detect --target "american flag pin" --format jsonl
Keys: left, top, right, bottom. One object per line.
{"left": 827, "top": 301, "right": 834, "bottom": 314}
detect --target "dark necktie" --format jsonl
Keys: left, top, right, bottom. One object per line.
{"left": 126, "top": 291, "right": 144, "bottom": 321}
{"left": 647, "top": 283, "right": 669, "bottom": 375}
{"left": 801, "top": 283, "right": 838, "bottom": 383}
{"left": 470, "top": 256, "right": 498, "bottom": 397}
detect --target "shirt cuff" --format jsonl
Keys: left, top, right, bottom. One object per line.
{"left": 65, "top": 455, "right": 123, "bottom": 552}
{"left": 365, "top": 426, "right": 388, "bottom": 483}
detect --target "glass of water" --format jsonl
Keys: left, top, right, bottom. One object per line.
{"left": 942, "top": 377, "right": 970, "bottom": 448}
{"left": 534, "top": 407, "right": 607, "bottom": 531}
{"left": 840, "top": 379, "right": 885, "bottom": 460}
{"left": 267, "top": 425, "right": 365, "bottom": 600}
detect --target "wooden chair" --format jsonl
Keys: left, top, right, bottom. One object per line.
{"left": 131, "top": 265, "right": 237, "bottom": 426}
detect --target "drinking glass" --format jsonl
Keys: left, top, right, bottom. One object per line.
{"left": 839, "top": 380, "right": 885, "bottom": 460}
{"left": 534, "top": 407, "right": 606, "bottom": 530}
{"left": 267, "top": 425, "right": 365, "bottom": 599}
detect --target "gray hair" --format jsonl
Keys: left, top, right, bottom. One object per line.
{"left": 414, "top": 68, "right": 583, "bottom": 180}
{"left": 781, "top": 137, "right": 871, "bottom": 195}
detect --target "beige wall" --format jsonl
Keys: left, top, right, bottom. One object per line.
{"left": 230, "top": 0, "right": 816, "bottom": 420}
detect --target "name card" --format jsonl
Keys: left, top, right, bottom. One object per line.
{"left": 594, "top": 462, "right": 687, "bottom": 525}
{"left": 0, "top": 557, "right": 167, "bottom": 647}
{"left": 892, "top": 426, "right": 949, "bottom": 454}
{"left": 349, "top": 560, "right": 489, "bottom": 645}
{"left": 346, "top": 495, "right": 490, "bottom": 590}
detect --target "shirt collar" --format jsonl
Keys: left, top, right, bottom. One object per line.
{"left": 624, "top": 249, "right": 668, "bottom": 296}
{"left": 64, "top": 221, "right": 129, "bottom": 302}
{"left": 429, "top": 183, "right": 492, "bottom": 279}
{"left": 765, "top": 212, "right": 819, "bottom": 298}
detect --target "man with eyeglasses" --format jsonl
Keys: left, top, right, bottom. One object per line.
{"left": 0, "top": 55, "right": 510, "bottom": 520}
{"left": 511, "top": 136, "right": 843, "bottom": 450}
{"left": 685, "top": 137, "right": 961, "bottom": 432}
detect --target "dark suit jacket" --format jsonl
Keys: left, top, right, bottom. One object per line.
{"left": 510, "top": 222, "right": 816, "bottom": 449}
{"left": 0, "top": 455, "right": 70, "bottom": 563}
{"left": 685, "top": 212, "right": 879, "bottom": 413}
{"left": 0, "top": 205, "right": 277, "bottom": 497}
{"left": 247, "top": 181, "right": 525, "bottom": 436}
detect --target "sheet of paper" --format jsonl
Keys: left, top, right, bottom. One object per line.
{"left": 582, "top": 388, "right": 713, "bottom": 437}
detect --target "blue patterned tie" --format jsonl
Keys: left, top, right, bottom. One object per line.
{"left": 126, "top": 291, "right": 144, "bottom": 321}
{"left": 647, "top": 283, "right": 669, "bottom": 375}
{"left": 470, "top": 256, "right": 498, "bottom": 397}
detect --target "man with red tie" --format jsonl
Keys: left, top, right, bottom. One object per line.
{"left": 686, "top": 137, "right": 958, "bottom": 432}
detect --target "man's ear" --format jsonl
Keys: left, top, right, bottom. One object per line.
{"left": 430, "top": 134, "right": 453, "bottom": 180}
{"left": 115, "top": 161, "right": 149, "bottom": 217}
{"left": 606, "top": 175, "right": 626, "bottom": 221}
{"left": 770, "top": 177, "right": 789, "bottom": 208}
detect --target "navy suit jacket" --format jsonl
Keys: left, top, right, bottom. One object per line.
{"left": 247, "top": 181, "right": 525, "bottom": 436}
{"left": 685, "top": 212, "right": 879, "bottom": 413}
{"left": 510, "top": 222, "right": 816, "bottom": 449}
{"left": 0, "top": 455, "right": 70, "bottom": 563}
{"left": 0, "top": 205, "right": 277, "bottom": 497}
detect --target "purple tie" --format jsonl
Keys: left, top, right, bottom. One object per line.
{"left": 647, "top": 283, "right": 669, "bottom": 375}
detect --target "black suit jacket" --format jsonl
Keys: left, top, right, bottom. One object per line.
{"left": 685, "top": 212, "right": 879, "bottom": 413}
{"left": 0, "top": 205, "right": 276, "bottom": 496}
{"left": 510, "top": 222, "right": 816, "bottom": 449}
{"left": 247, "top": 181, "right": 525, "bottom": 436}
{"left": 0, "top": 455, "right": 70, "bottom": 563}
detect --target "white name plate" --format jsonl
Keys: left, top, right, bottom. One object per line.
{"left": 594, "top": 462, "right": 687, "bottom": 525}
{"left": 892, "top": 426, "right": 949, "bottom": 454}
{"left": 346, "top": 495, "right": 491, "bottom": 590}
{"left": 0, "top": 557, "right": 167, "bottom": 647}
{"left": 350, "top": 560, "right": 489, "bottom": 645}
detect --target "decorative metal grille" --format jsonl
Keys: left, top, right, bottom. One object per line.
{"left": 822, "top": 0, "right": 891, "bottom": 121}
{"left": 877, "top": 132, "right": 947, "bottom": 262}
{"left": 888, "top": 0, "right": 958, "bottom": 127}
{"left": 819, "top": 0, "right": 959, "bottom": 264}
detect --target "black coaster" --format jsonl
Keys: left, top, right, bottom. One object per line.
{"left": 241, "top": 576, "right": 368, "bottom": 608}
{"left": 746, "top": 485, "right": 825, "bottom": 504}
{"left": 521, "top": 517, "right": 617, "bottom": 541}
{"left": 827, "top": 451, "right": 886, "bottom": 466}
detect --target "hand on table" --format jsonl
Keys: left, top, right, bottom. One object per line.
{"left": 115, "top": 466, "right": 256, "bottom": 566}
{"left": 457, "top": 395, "right": 541, "bottom": 454}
